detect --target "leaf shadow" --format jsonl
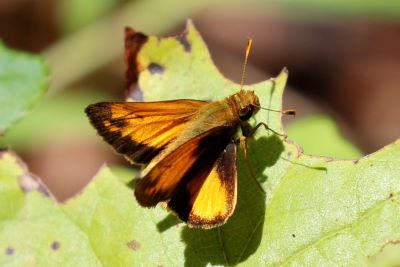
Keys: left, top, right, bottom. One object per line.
{"left": 157, "top": 214, "right": 181, "bottom": 231}
{"left": 180, "top": 134, "right": 284, "bottom": 266}
{"left": 248, "top": 134, "right": 285, "bottom": 184}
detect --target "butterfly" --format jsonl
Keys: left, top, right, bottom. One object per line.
{"left": 85, "top": 35, "right": 294, "bottom": 228}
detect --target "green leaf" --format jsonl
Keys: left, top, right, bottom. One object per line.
{"left": 62, "top": 166, "right": 184, "bottom": 266}
{"left": 0, "top": 43, "right": 49, "bottom": 135}
{"left": 98, "top": 20, "right": 400, "bottom": 265}
{"left": 0, "top": 151, "right": 101, "bottom": 266}
{"left": 286, "top": 115, "right": 363, "bottom": 159}
{"left": 1, "top": 21, "right": 399, "bottom": 266}
{"left": 0, "top": 151, "right": 180, "bottom": 266}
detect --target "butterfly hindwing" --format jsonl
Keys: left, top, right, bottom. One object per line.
{"left": 168, "top": 142, "right": 237, "bottom": 228}
{"left": 85, "top": 100, "right": 206, "bottom": 165}
{"left": 134, "top": 125, "right": 233, "bottom": 205}
{"left": 134, "top": 125, "right": 237, "bottom": 227}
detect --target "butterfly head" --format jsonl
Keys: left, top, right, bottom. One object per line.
{"left": 231, "top": 90, "right": 260, "bottom": 121}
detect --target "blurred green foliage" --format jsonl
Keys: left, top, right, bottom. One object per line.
{"left": 0, "top": 43, "right": 48, "bottom": 135}
{"left": 279, "top": 0, "right": 400, "bottom": 18}
{"left": 57, "top": 0, "right": 128, "bottom": 33}
{"left": 0, "top": 90, "right": 115, "bottom": 151}
{"left": 286, "top": 115, "right": 363, "bottom": 159}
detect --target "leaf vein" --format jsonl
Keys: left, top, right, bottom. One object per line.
{"left": 279, "top": 192, "right": 399, "bottom": 265}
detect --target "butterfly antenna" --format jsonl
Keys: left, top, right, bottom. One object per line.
{"left": 258, "top": 107, "right": 296, "bottom": 116}
{"left": 240, "top": 38, "right": 253, "bottom": 91}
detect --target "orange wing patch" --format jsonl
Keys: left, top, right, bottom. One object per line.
{"left": 85, "top": 100, "right": 206, "bottom": 165}
{"left": 187, "top": 143, "right": 237, "bottom": 227}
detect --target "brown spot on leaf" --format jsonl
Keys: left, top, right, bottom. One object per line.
{"left": 127, "top": 240, "right": 141, "bottom": 251}
{"left": 124, "top": 27, "right": 148, "bottom": 99}
{"left": 148, "top": 63, "right": 165, "bottom": 74}
{"left": 19, "top": 174, "right": 40, "bottom": 193}
{"left": 388, "top": 192, "right": 396, "bottom": 202}
{"left": 353, "top": 159, "right": 359, "bottom": 164}
{"left": 126, "top": 84, "right": 143, "bottom": 101}
{"left": 51, "top": 241, "right": 60, "bottom": 250}
{"left": 292, "top": 234, "right": 296, "bottom": 238}
{"left": 18, "top": 174, "right": 50, "bottom": 197}
{"left": 2, "top": 150, "right": 53, "bottom": 198}
{"left": 175, "top": 31, "right": 191, "bottom": 52}
{"left": 6, "top": 247, "right": 14, "bottom": 255}
{"left": 324, "top": 157, "right": 334, "bottom": 162}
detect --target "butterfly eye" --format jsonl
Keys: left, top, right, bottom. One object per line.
{"left": 239, "top": 106, "right": 253, "bottom": 121}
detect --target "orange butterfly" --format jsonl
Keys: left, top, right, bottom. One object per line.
{"left": 85, "top": 30, "right": 294, "bottom": 228}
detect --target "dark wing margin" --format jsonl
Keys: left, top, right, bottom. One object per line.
{"left": 85, "top": 100, "right": 206, "bottom": 165}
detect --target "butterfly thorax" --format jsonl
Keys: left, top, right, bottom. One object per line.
{"left": 171, "top": 90, "right": 260, "bottom": 142}
{"left": 140, "top": 90, "right": 260, "bottom": 175}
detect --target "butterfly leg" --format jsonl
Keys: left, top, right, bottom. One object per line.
{"left": 239, "top": 121, "right": 286, "bottom": 194}
{"left": 249, "top": 122, "right": 287, "bottom": 138}
{"left": 238, "top": 136, "right": 265, "bottom": 193}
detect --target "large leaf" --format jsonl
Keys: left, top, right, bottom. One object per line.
{"left": 0, "top": 43, "right": 49, "bottom": 135}
{"left": 1, "top": 21, "right": 399, "bottom": 266}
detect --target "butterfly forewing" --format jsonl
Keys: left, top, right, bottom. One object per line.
{"left": 85, "top": 100, "right": 206, "bottom": 165}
